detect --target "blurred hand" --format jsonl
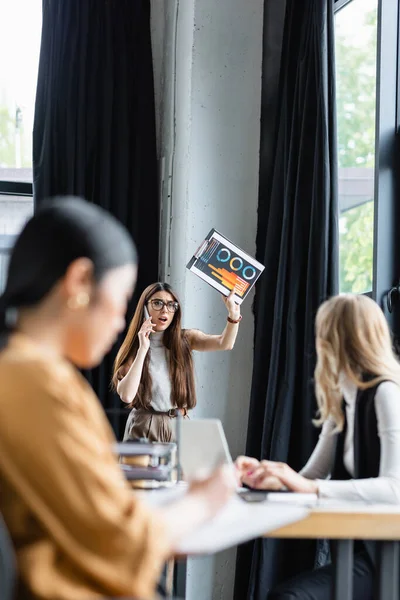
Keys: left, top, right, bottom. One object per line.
{"left": 235, "top": 456, "right": 285, "bottom": 490}
{"left": 138, "top": 317, "right": 155, "bottom": 352}
{"left": 187, "top": 465, "right": 236, "bottom": 519}
{"left": 245, "top": 460, "right": 318, "bottom": 494}
{"left": 243, "top": 474, "right": 285, "bottom": 490}
{"left": 160, "top": 466, "right": 236, "bottom": 553}
{"left": 235, "top": 455, "right": 261, "bottom": 482}
{"left": 222, "top": 289, "right": 241, "bottom": 321}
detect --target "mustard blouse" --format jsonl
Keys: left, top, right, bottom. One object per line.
{"left": 0, "top": 333, "right": 167, "bottom": 600}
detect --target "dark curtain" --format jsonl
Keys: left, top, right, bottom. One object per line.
{"left": 33, "top": 0, "right": 159, "bottom": 437}
{"left": 234, "top": 0, "right": 338, "bottom": 598}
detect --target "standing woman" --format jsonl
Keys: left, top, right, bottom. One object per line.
{"left": 112, "top": 281, "right": 241, "bottom": 442}
{"left": 236, "top": 294, "right": 400, "bottom": 600}
{"left": 0, "top": 197, "right": 234, "bottom": 600}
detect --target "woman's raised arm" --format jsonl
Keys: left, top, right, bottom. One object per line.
{"left": 187, "top": 290, "right": 241, "bottom": 352}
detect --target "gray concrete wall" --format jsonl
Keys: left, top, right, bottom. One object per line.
{"left": 151, "top": 1, "right": 264, "bottom": 597}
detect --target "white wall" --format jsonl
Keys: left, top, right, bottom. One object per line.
{"left": 151, "top": 1, "right": 264, "bottom": 597}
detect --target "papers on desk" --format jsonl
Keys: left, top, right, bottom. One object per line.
{"left": 134, "top": 482, "right": 188, "bottom": 506}
{"left": 266, "top": 492, "right": 318, "bottom": 506}
{"left": 175, "top": 496, "right": 309, "bottom": 555}
{"left": 136, "top": 485, "right": 311, "bottom": 555}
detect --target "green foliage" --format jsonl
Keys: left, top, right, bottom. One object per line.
{"left": 336, "top": 6, "right": 377, "bottom": 292}
{"left": 0, "top": 107, "right": 15, "bottom": 167}
{"left": 339, "top": 201, "right": 374, "bottom": 293}
{"left": 336, "top": 8, "right": 377, "bottom": 169}
{"left": 0, "top": 105, "right": 32, "bottom": 169}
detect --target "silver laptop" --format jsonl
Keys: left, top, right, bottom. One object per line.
{"left": 172, "top": 418, "right": 233, "bottom": 480}
{"left": 172, "top": 418, "right": 296, "bottom": 503}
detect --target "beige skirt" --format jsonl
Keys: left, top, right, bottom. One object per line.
{"left": 123, "top": 408, "right": 176, "bottom": 443}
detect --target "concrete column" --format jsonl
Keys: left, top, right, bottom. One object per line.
{"left": 152, "top": 0, "right": 264, "bottom": 597}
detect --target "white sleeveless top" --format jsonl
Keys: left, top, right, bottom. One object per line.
{"left": 122, "top": 332, "right": 173, "bottom": 440}
{"left": 148, "top": 331, "right": 173, "bottom": 411}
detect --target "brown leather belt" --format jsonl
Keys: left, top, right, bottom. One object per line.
{"left": 136, "top": 407, "right": 187, "bottom": 418}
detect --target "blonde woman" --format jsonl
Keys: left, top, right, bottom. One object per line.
{"left": 236, "top": 294, "right": 400, "bottom": 600}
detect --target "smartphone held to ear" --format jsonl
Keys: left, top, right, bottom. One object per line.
{"left": 144, "top": 306, "right": 150, "bottom": 320}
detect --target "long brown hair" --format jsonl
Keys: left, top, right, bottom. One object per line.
{"left": 314, "top": 294, "right": 400, "bottom": 431}
{"left": 112, "top": 282, "right": 196, "bottom": 410}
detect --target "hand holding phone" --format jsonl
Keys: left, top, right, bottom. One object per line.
{"left": 138, "top": 305, "right": 155, "bottom": 352}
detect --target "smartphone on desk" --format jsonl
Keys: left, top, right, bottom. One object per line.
{"left": 237, "top": 487, "right": 292, "bottom": 503}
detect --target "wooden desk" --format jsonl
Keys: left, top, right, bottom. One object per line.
{"left": 134, "top": 486, "right": 400, "bottom": 599}
{"left": 266, "top": 503, "right": 400, "bottom": 600}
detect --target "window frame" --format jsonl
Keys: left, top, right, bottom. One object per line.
{"left": 334, "top": 0, "right": 378, "bottom": 295}
{"left": 334, "top": 0, "right": 354, "bottom": 12}
{"left": 0, "top": 181, "right": 34, "bottom": 292}
{"left": 0, "top": 63, "right": 35, "bottom": 282}
{"left": 0, "top": 0, "right": 38, "bottom": 229}
{"left": 334, "top": 0, "right": 400, "bottom": 320}
{"left": 371, "top": 0, "right": 399, "bottom": 314}
{"left": 0, "top": 181, "right": 33, "bottom": 196}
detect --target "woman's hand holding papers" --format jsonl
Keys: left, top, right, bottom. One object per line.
{"left": 158, "top": 465, "right": 236, "bottom": 552}
{"left": 222, "top": 288, "right": 241, "bottom": 321}
{"left": 188, "top": 464, "right": 236, "bottom": 513}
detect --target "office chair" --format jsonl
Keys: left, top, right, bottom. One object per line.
{"left": 0, "top": 513, "right": 16, "bottom": 600}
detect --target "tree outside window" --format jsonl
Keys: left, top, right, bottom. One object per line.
{"left": 335, "top": 0, "right": 377, "bottom": 293}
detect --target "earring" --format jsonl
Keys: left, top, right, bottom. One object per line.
{"left": 67, "top": 292, "right": 90, "bottom": 310}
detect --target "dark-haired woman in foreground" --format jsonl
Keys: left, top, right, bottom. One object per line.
{"left": 236, "top": 294, "right": 400, "bottom": 600}
{"left": 0, "top": 197, "right": 234, "bottom": 600}
{"left": 113, "top": 281, "right": 242, "bottom": 442}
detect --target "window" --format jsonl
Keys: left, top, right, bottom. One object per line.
{"left": 335, "top": 0, "right": 378, "bottom": 293}
{"left": 0, "top": 0, "right": 42, "bottom": 290}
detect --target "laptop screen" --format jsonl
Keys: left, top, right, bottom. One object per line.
{"left": 171, "top": 418, "right": 233, "bottom": 481}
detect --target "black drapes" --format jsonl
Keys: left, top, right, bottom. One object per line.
{"left": 33, "top": 0, "right": 159, "bottom": 436}
{"left": 235, "top": 0, "right": 338, "bottom": 598}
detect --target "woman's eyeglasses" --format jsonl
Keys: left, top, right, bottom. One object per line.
{"left": 148, "top": 299, "right": 179, "bottom": 313}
